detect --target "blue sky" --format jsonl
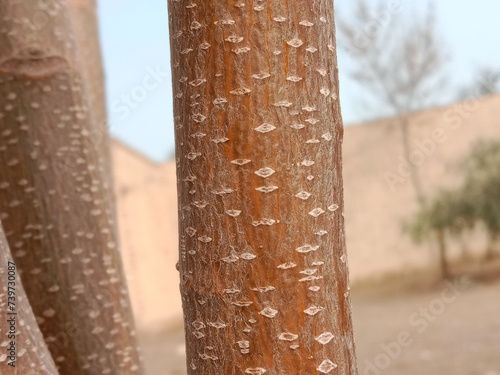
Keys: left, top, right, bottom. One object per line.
{"left": 97, "top": 0, "right": 500, "bottom": 161}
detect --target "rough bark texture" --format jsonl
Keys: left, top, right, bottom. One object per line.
{"left": 68, "top": 0, "right": 107, "bottom": 136}
{"left": 0, "top": 0, "right": 142, "bottom": 373}
{"left": 67, "top": 0, "right": 120, "bottom": 261}
{"left": 0, "top": 221, "right": 59, "bottom": 375}
{"left": 68, "top": 0, "right": 114, "bottom": 180}
{"left": 168, "top": 0, "right": 358, "bottom": 374}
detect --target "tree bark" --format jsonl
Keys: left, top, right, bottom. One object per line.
{"left": 68, "top": 0, "right": 107, "bottom": 138}
{"left": 484, "top": 232, "right": 499, "bottom": 261}
{"left": 0, "top": 221, "right": 59, "bottom": 375}
{"left": 67, "top": 0, "right": 121, "bottom": 270}
{"left": 437, "top": 230, "right": 450, "bottom": 280}
{"left": 67, "top": 0, "right": 114, "bottom": 180}
{"left": 168, "top": 0, "right": 357, "bottom": 374}
{"left": 0, "top": 1, "right": 142, "bottom": 373}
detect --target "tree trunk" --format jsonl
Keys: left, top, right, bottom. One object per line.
{"left": 398, "top": 116, "right": 426, "bottom": 207}
{"left": 67, "top": 0, "right": 118, "bottom": 237}
{"left": 484, "top": 232, "right": 499, "bottom": 261}
{"left": 68, "top": 0, "right": 107, "bottom": 139}
{"left": 458, "top": 232, "right": 471, "bottom": 261}
{"left": 0, "top": 221, "right": 59, "bottom": 375}
{"left": 0, "top": 1, "right": 142, "bottom": 373}
{"left": 67, "top": 0, "right": 114, "bottom": 178}
{"left": 168, "top": 1, "right": 358, "bottom": 374}
{"left": 437, "top": 230, "right": 450, "bottom": 280}
{"left": 399, "top": 116, "right": 450, "bottom": 281}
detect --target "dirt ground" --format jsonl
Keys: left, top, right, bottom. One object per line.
{"left": 138, "top": 272, "right": 500, "bottom": 375}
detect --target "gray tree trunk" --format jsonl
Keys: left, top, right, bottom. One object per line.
{"left": 68, "top": 0, "right": 108, "bottom": 139}
{"left": 168, "top": 0, "right": 358, "bottom": 373}
{"left": 68, "top": 0, "right": 114, "bottom": 180}
{"left": 0, "top": 0, "right": 142, "bottom": 373}
{"left": 0, "top": 221, "right": 59, "bottom": 375}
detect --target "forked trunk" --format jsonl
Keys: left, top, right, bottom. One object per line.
{"left": 0, "top": 221, "right": 59, "bottom": 375}
{"left": 168, "top": 0, "right": 357, "bottom": 373}
{"left": 0, "top": 0, "right": 142, "bottom": 373}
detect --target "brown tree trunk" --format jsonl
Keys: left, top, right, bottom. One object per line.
{"left": 68, "top": 0, "right": 107, "bottom": 137}
{"left": 168, "top": 0, "right": 357, "bottom": 374}
{"left": 437, "top": 230, "right": 450, "bottom": 280}
{"left": 0, "top": 221, "right": 59, "bottom": 375}
{"left": 398, "top": 116, "right": 426, "bottom": 207}
{"left": 67, "top": 0, "right": 114, "bottom": 179}
{"left": 0, "top": 1, "right": 142, "bottom": 373}
{"left": 67, "top": 0, "right": 118, "bottom": 238}
{"left": 484, "top": 232, "right": 499, "bottom": 261}
{"left": 399, "top": 116, "right": 450, "bottom": 281}
{"left": 458, "top": 232, "right": 471, "bottom": 261}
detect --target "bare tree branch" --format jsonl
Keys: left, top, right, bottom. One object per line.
{"left": 338, "top": 1, "right": 447, "bottom": 118}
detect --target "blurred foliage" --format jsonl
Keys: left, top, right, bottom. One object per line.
{"left": 461, "top": 140, "right": 500, "bottom": 247}
{"left": 458, "top": 67, "right": 500, "bottom": 101}
{"left": 405, "top": 190, "right": 474, "bottom": 244}
{"left": 406, "top": 139, "right": 500, "bottom": 263}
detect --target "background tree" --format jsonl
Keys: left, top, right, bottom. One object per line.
{"left": 406, "top": 190, "right": 473, "bottom": 280}
{"left": 337, "top": 1, "right": 453, "bottom": 280}
{"left": 167, "top": 0, "right": 358, "bottom": 373}
{"left": 0, "top": 221, "right": 59, "bottom": 375}
{"left": 407, "top": 139, "right": 500, "bottom": 277}
{"left": 461, "top": 140, "right": 500, "bottom": 259}
{"left": 458, "top": 67, "right": 500, "bottom": 101}
{"left": 337, "top": 0, "right": 447, "bottom": 205}
{"left": 0, "top": 0, "right": 142, "bottom": 373}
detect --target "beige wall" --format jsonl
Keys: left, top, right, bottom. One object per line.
{"left": 343, "top": 95, "right": 500, "bottom": 280}
{"left": 113, "top": 95, "right": 500, "bottom": 332}
{"left": 112, "top": 141, "right": 182, "bottom": 332}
